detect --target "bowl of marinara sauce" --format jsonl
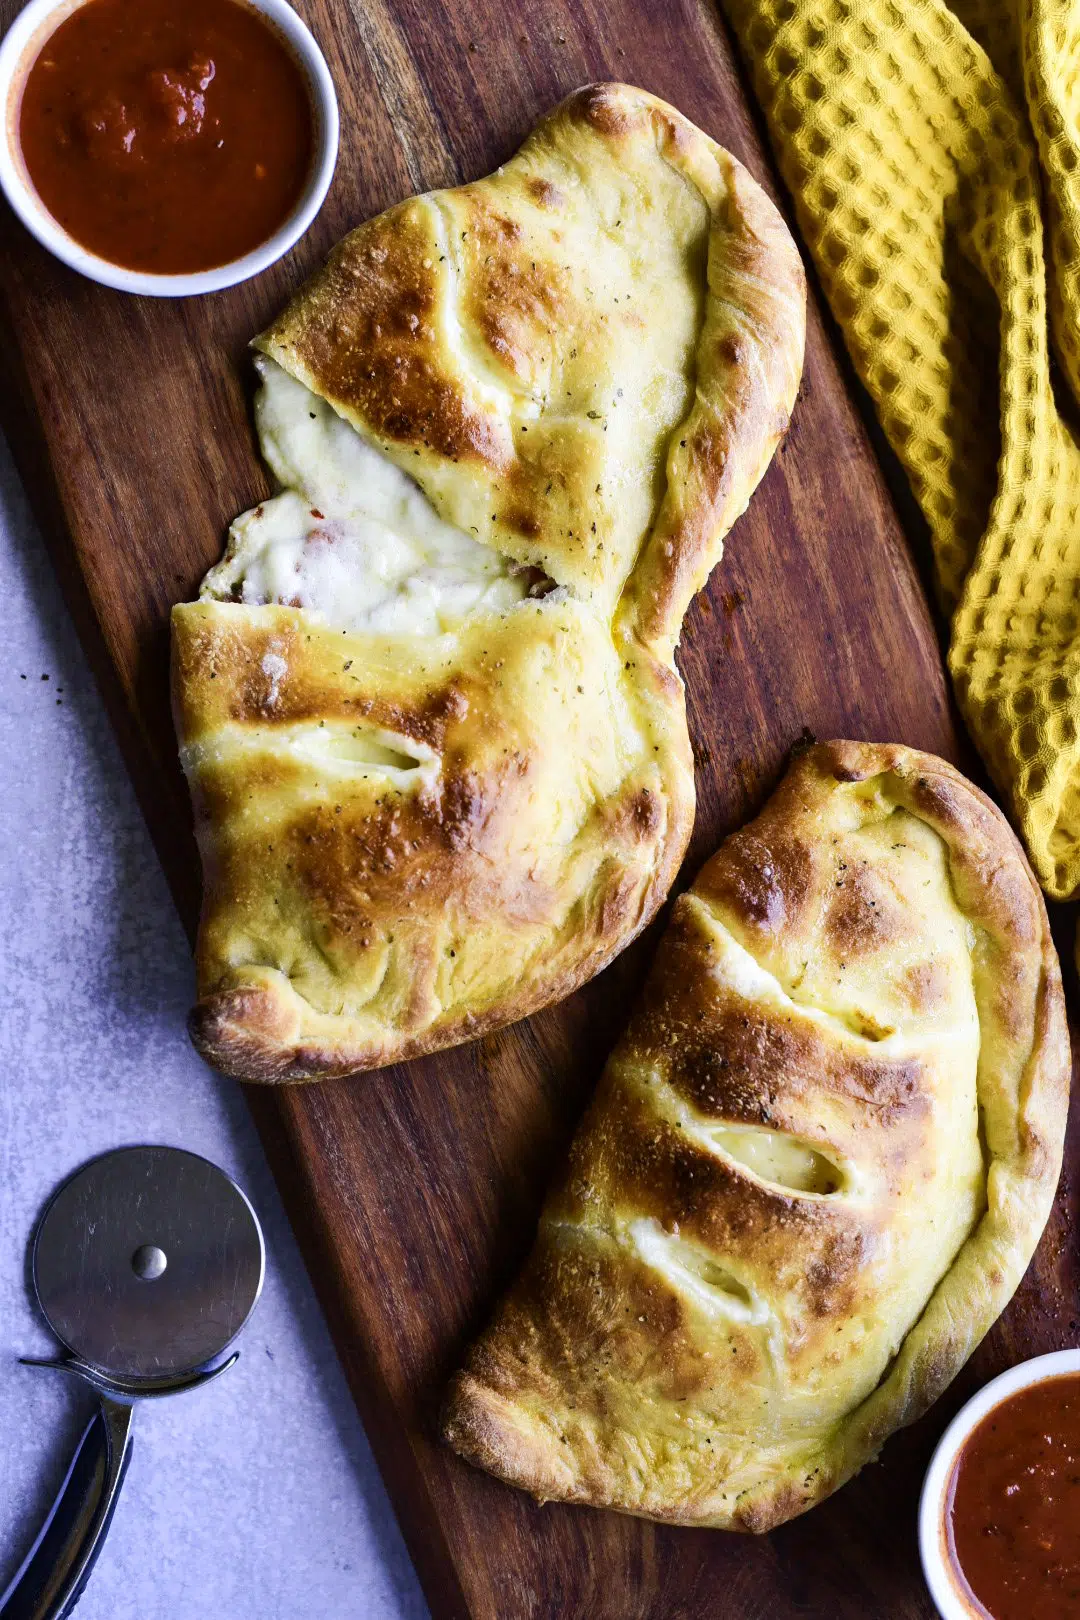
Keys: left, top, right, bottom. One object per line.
{"left": 0, "top": 0, "right": 338, "bottom": 295}
{"left": 919, "top": 1349, "right": 1080, "bottom": 1619}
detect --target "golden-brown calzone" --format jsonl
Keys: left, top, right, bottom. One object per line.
{"left": 171, "top": 84, "right": 805, "bottom": 1081}
{"left": 443, "top": 742, "right": 1070, "bottom": 1530}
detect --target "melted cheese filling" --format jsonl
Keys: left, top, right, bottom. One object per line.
{"left": 202, "top": 356, "right": 531, "bottom": 636}
{"left": 696, "top": 1123, "right": 844, "bottom": 1196}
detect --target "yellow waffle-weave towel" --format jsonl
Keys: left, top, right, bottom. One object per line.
{"left": 719, "top": 0, "right": 1080, "bottom": 902}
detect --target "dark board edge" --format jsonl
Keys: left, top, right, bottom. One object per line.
{"left": 0, "top": 296, "right": 200, "bottom": 929}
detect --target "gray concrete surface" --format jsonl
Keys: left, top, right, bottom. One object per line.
{"left": 0, "top": 432, "right": 428, "bottom": 1620}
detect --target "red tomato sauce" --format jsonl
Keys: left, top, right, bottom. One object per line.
{"left": 946, "top": 1372, "right": 1080, "bottom": 1620}
{"left": 18, "top": 0, "right": 313, "bottom": 274}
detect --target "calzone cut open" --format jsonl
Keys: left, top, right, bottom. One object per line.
{"left": 443, "top": 742, "right": 1070, "bottom": 1529}
{"left": 171, "top": 83, "right": 805, "bottom": 1082}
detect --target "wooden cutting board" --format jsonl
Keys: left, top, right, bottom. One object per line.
{"left": 2, "top": 0, "right": 1077, "bottom": 1614}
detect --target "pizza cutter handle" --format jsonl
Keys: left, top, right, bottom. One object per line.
{"left": 0, "top": 1395, "right": 134, "bottom": 1620}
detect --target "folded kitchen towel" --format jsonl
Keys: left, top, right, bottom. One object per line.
{"left": 720, "top": 0, "right": 1080, "bottom": 903}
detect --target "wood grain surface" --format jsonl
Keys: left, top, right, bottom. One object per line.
{"left": 2, "top": 0, "right": 1077, "bottom": 1615}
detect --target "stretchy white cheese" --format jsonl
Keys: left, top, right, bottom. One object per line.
{"left": 202, "top": 356, "right": 529, "bottom": 636}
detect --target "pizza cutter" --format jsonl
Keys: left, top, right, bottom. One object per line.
{"left": 1, "top": 1146, "right": 265, "bottom": 1620}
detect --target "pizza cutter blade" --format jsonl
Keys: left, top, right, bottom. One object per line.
{"left": 1, "top": 1146, "right": 265, "bottom": 1620}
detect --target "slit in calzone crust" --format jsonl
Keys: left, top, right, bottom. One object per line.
{"left": 442, "top": 742, "right": 1069, "bottom": 1530}
{"left": 171, "top": 83, "right": 806, "bottom": 1082}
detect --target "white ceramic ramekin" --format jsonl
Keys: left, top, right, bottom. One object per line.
{"left": 0, "top": 0, "right": 338, "bottom": 296}
{"left": 918, "top": 1347, "right": 1080, "bottom": 1619}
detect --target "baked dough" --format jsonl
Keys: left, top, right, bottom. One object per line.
{"left": 443, "top": 742, "right": 1070, "bottom": 1530}
{"left": 171, "top": 83, "right": 805, "bottom": 1081}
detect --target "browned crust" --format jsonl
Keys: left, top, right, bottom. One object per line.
{"left": 188, "top": 809, "right": 689, "bottom": 1082}
{"left": 174, "top": 602, "right": 694, "bottom": 1083}
{"left": 441, "top": 741, "right": 1070, "bottom": 1530}
{"left": 617, "top": 145, "right": 805, "bottom": 651}
{"left": 258, "top": 82, "right": 805, "bottom": 637}
{"left": 175, "top": 83, "right": 805, "bottom": 1084}
{"left": 258, "top": 196, "right": 508, "bottom": 470}
{"left": 187, "top": 827, "right": 683, "bottom": 1084}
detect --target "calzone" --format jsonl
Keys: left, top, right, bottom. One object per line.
{"left": 443, "top": 742, "right": 1070, "bottom": 1529}
{"left": 171, "top": 84, "right": 805, "bottom": 1081}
